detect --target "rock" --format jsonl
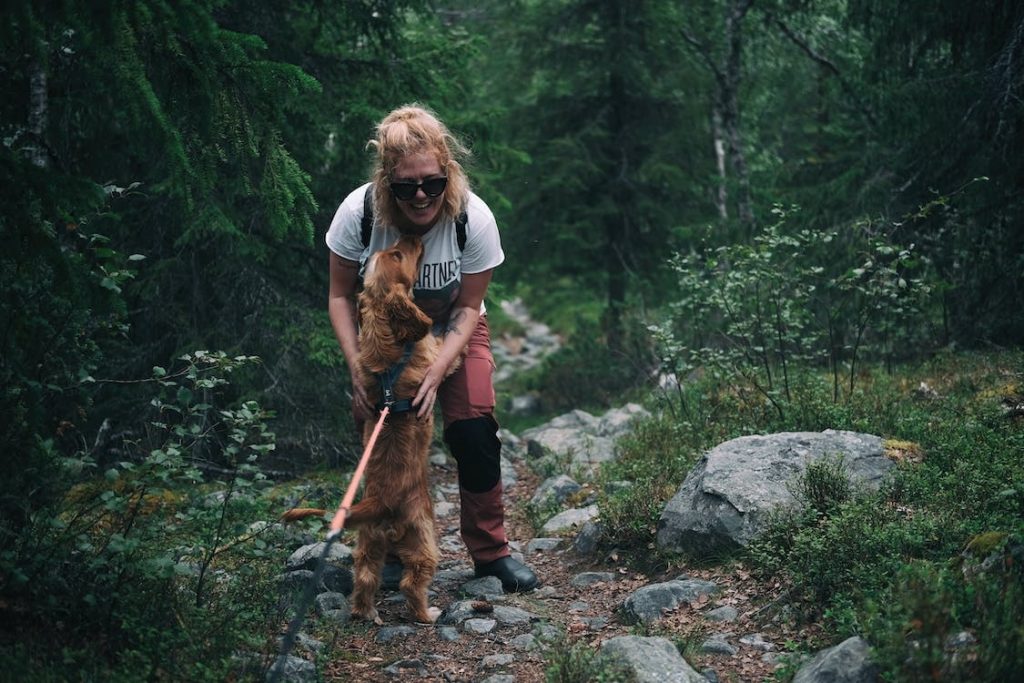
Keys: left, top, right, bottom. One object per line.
{"left": 321, "top": 564, "right": 353, "bottom": 595}
{"left": 701, "top": 635, "right": 738, "bottom": 656}
{"left": 622, "top": 578, "right": 719, "bottom": 624}
{"left": 480, "top": 675, "right": 516, "bottom": 683}
{"left": 509, "top": 633, "right": 540, "bottom": 651}
{"left": 285, "top": 632, "right": 324, "bottom": 654}
{"left": 526, "top": 537, "right": 563, "bottom": 553}
{"left": 599, "top": 635, "right": 707, "bottom": 683}
{"left": 739, "top": 633, "right": 775, "bottom": 651}
{"left": 501, "top": 454, "right": 518, "bottom": 489}
{"left": 596, "top": 403, "right": 650, "bottom": 437}
{"left": 285, "top": 542, "right": 353, "bottom": 571}
{"left": 460, "top": 576, "right": 505, "bottom": 599}
{"left": 429, "top": 448, "right": 450, "bottom": 467}
{"left": 570, "top": 571, "right": 616, "bottom": 587}
{"left": 573, "top": 520, "right": 604, "bottom": 555}
{"left": 705, "top": 606, "right": 738, "bottom": 622}
{"left": 541, "top": 505, "right": 599, "bottom": 534}
{"left": 383, "top": 659, "right": 427, "bottom": 677}
{"left": 313, "top": 592, "right": 350, "bottom": 625}
{"left": 464, "top": 618, "right": 497, "bottom": 634}
{"left": 266, "top": 654, "right": 317, "bottom": 683}
{"left": 437, "top": 600, "right": 538, "bottom": 626}
{"left": 658, "top": 431, "right": 892, "bottom": 555}
{"left": 792, "top": 636, "right": 878, "bottom": 683}
{"left": 479, "top": 653, "right": 515, "bottom": 670}
{"left": 530, "top": 474, "right": 582, "bottom": 509}
{"left": 510, "top": 393, "right": 543, "bottom": 416}
{"left": 376, "top": 625, "right": 417, "bottom": 643}
{"left": 434, "top": 500, "right": 457, "bottom": 517}
{"left": 437, "top": 626, "right": 460, "bottom": 641}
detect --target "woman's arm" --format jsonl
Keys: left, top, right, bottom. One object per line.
{"left": 412, "top": 269, "right": 493, "bottom": 419}
{"left": 328, "top": 251, "right": 373, "bottom": 421}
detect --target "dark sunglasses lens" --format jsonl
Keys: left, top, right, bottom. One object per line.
{"left": 390, "top": 182, "right": 418, "bottom": 200}
{"left": 421, "top": 177, "right": 447, "bottom": 197}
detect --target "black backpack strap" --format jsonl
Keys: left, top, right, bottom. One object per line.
{"left": 455, "top": 209, "right": 468, "bottom": 251}
{"left": 361, "top": 184, "right": 374, "bottom": 248}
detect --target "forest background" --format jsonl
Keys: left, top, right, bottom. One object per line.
{"left": 1, "top": 0, "right": 1022, "bottom": 680}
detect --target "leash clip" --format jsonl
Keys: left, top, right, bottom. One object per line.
{"left": 382, "top": 387, "right": 395, "bottom": 408}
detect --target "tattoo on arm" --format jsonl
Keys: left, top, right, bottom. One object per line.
{"left": 445, "top": 309, "right": 467, "bottom": 335}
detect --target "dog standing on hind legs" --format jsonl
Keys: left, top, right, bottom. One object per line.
{"left": 343, "top": 234, "right": 454, "bottom": 624}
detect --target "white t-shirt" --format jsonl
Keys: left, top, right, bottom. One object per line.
{"left": 325, "top": 182, "right": 505, "bottom": 323}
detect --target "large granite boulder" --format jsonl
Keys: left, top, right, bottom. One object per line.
{"left": 657, "top": 430, "right": 891, "bottom": 555}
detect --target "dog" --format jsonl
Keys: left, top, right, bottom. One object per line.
{"left": 286, "top": 235, "right": 448, "bottom": 624}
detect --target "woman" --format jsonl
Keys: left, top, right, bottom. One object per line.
{"left": 325, "top": 105, "right": 538, "bottom": 592}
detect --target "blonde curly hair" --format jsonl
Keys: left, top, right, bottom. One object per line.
{"left": 368, "top": 104, "right": 471, "bottom": 230}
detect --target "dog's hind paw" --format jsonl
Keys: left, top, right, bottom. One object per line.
{"left": 351, "top": 606, "right": 381, "bottom": 624}
{"left": 417, "top": 606, "right": 441, "bottom": 624}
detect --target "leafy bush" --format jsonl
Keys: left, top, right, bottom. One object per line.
{"left": 530, "top": 315, "right": 655, "bottom": 414}
{"left": 651, "top": 206, "right": 933, "bottom": 422}
{"left": 0, "top": 352, "right": 285, "bottom": 680}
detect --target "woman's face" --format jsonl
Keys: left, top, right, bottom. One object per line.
{"left": 391, "top": 151, "right": 445, "bottom": 232}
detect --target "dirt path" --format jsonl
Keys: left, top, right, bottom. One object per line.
{"left": 307, "top": 451, "right": 812, "bottom": 682}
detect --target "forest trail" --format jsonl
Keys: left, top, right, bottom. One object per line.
{"left": 282, "top": 302, "right": 808, "bottom": 682}
{"left": 308, "top": 446, "right": 803, "bottom": 682}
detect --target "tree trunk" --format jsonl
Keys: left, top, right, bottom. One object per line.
{"left": 722, "top": 0, "right": 755, "bottom": 231}
{"left": 28, "top": 57, "right": 49, "bottom": 169}
{"left": 604, "top": 0, "right": 630, "bottom": 353}
{"left": 711, "top": 105, "right": 729, "bottom": 220}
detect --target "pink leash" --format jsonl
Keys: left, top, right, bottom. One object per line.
{"left": 328, "top": 406, "right": 390, "bottom": 537}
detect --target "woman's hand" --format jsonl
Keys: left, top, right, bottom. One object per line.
{"left": 350, "top": 370, "right": 374, "bottom": 422}
{"left": 413, "top": 362, "right": 447, "bottom": 420}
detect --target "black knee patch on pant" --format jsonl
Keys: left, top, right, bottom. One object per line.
{"left": 444, "top": 415, "right": 501, "bottom": 493}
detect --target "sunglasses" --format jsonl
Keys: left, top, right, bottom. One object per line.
{"left": 389, "top": 176, "right": 448, "bottom": 201}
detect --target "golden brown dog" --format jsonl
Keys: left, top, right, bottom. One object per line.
{"left": 283, "top": 236, "right": 446, "bottom": 622}
{"left": 284, "top": 235, "right": 456, "bottom": 622}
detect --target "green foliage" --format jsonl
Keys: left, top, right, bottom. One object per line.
{"left": 0, "top": 353, "right": 285, "bottom": 680}
{"left": 793, "top": 454, "right": 853, "bottom": 517}
{"left": 651, "top": 206, "right": 933, "bottom": 422}
{"left": 528, "top": 314, "right": 656, "bottom": 414}
{"left": 544, "top": 637, "right": 634, "bottom": 683}
{"left": 596, "top": 416, "right": 705, "bottom": 557}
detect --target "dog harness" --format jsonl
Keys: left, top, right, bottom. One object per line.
{"left": 374, "top": 342, "right": 416, "bottom": 413}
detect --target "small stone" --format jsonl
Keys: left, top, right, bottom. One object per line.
{"left": 383, "top": 659, "right": 426, "bottom": 676}
{"left": 464, "top": 618, "right": 497, "bottom": 634}
{"left": 376, "top": 625, "right": 417, "bottom": 643}
{"left": 526, "top": 537, "right": 563, "bottom": 553}
{"left": 701, "top": 636, "right": 738, "bottom": 656}
{"left": 705, "top": 606, "right": 738, "bottom": 622}
{"left": 461, "top": 575, "right": 505, "bottom": 598}
{"left": 435, "top": 500, "right": 457, "bottom": 516}
{"left": 437, "top": 626, "right": 460, "bottom": 641}
{"left": 509, "top": 633, "right": 539, "bottom": 651}
{"left": 570, "top": 571, "right": 615, "bottom": 587}
{"left": 479, "top": 653, "right": 515, "bottom": 670}
{"left": 739, "top": 633, "right": 775, "bottom": 651}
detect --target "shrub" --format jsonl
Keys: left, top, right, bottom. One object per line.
{"left": 0, "top": 352, "right": 285, "bottom": 680}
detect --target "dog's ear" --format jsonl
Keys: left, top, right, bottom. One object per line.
{"left": 383, "top": 285, "right": 433, "bottom": 343}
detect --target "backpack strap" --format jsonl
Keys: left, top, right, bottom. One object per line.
{"left": 455, "top": 209, "right": 468, "bottom": 251}
{"left": 361, "top": 184, "right": 374, "bottom": 248}
{"left": 361, "top": 182, "right": 467, "bottom": 251}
